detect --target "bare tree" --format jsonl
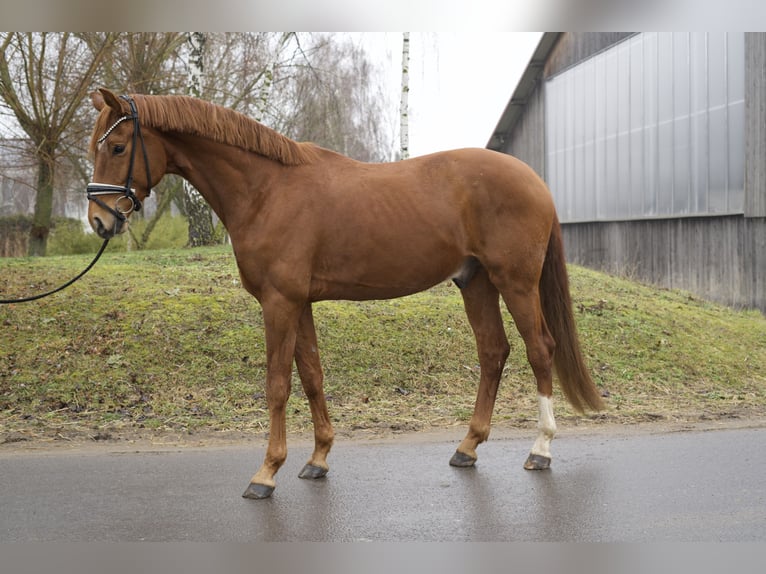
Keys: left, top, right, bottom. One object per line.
{"left": 203, "top": 33, "right": 394, "bottom": 162}
{"left": 90, "top": 32, "right": 186, "bottom": 95}
{"left": 203, "top": 33, "right": 305, "bottom": 122}
{"left": 274, "top": 34, "right": 394, "bottom": 162}
{"left": 0, "top": 32, "right": 116, "bottom": 255}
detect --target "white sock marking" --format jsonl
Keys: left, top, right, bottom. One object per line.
{"left": 530, "top": 394, "right": 556, "bottom": 459}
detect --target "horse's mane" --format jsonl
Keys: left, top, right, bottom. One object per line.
{"left": 91, "top": 94, "right": 318, "bottom": 166}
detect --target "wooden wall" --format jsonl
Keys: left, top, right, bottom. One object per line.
{"left": 561, "top": 216, "right": 766, "bottom": 313}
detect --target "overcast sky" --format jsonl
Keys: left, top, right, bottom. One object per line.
{"left": 362, "top": 32, "right": 542, "bottom": 158}
{"left": 0, "top": 32, "right": 541, "bottom": 160}
{"left": 0, "top": 31, "right": 540, "bottom": 160}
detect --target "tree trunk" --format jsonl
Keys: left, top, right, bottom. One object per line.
{"left": 27, "top": 149, "right": 54, "bottom": 256}
{"left": 400, "top": 32, "right": 410, "bottom": 160}
{"left": 183, "top": 32, "right": 216, "bottom": 247}
{"left": 138, "top": 181, "right": 180, "bottom": 248}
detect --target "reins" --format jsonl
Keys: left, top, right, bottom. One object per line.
{"left": 0, "top": 238, "right": 109, "bottom": 304}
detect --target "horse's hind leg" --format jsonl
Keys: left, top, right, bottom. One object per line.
{"left": 450, "top": 267, "right": 510, "bottom": 467}
{"left": 294, "top": 304, "right": 335, "bottom": 480}
{"left": 498, "top": 282, "right": 557, "bottom": 470}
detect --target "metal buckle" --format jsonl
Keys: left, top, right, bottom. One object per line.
{"left": 114, "top": 194, "right": 137, "bottom": 215}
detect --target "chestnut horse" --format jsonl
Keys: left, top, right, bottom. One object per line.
{"left": 86, "top": 88, "right": 603, "bottom": 499}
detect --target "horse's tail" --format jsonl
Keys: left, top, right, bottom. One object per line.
{"left": 539, "top": 214, "right": 604, "bottom": 413}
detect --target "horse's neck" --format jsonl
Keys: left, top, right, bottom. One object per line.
{"left": 166, "top": 133, "right": 276, "bottom": 223}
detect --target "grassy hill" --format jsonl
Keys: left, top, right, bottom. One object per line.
{"left": 1, "top": 246, "right": 765, "bottom": 444}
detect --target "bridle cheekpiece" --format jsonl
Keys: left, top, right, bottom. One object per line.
{"left": 87, "top": 95, "right": 152, "bottom": 224}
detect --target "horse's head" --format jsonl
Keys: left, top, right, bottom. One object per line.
{"left": 87, "top": 88, "right": 165, "bottom": 239}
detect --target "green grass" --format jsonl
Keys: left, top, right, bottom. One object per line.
{"left": 1, "top": 245, "right": 765, "bottom": 443}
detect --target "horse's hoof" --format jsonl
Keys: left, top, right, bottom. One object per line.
{"left": 242, "top": 482, "right": 275, "bottom": 499}
{"left": 298, "top": 463, "right": 328, "bottom": 479}
{"left": 449, "top": 450, "right": 477, "bottom": 468}
{"left": 524, "top": 453, "right": 551, "bottom": 470}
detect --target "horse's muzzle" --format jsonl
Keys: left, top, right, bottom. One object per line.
{"left": 87, "top": 183, "right": 140, "bottom": 239}
{"left": 91, "top": 213, "right": 125, "bottom": 239}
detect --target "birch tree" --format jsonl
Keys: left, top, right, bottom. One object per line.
{"left": 183, "top": 32, "right": 217, "bottom": 247}
{"left": 254, "top": 33, "right": 295, "bottom": 122}
{"left": 0, "top": 32, "right": 116, "bottom": 255}
{"left": 399, "top": 32, "right": 410, "bottom": 160}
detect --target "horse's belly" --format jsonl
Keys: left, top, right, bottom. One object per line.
{"left": 309, "top": 249, "right": 464, "bottom": 301}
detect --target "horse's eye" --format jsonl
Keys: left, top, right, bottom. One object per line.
{"left": 112, "top": 144, "right": 126, "bottom": 155}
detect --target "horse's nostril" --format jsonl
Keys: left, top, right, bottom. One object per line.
{"left": 93, "top": 216, "right": 110, "bottom": 239}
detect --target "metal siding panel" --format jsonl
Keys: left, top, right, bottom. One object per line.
{"left": 617, "top": 41, "right": 632, "bottom": 219}
{"left": 573, "top": 64, "right": 586, "bottom": 220}
{"left": 564, "top": 71, "right": 576, "bottom": 219}
{"left": 729, "top": 99, "right": 745, "bottom": 209}
{"left": 727, "top": 34, "right": 745, "bottom": 212}
{"left": 657, "top": 33, "right": 675, "bottom": 217}
{"left": 583, "top": 58, "right": 597, "bottom": 221}
{"left": 707, "top": 33, "right": 729, "bottom": 212}
{"left": 690, "top": 33, "right": 709, "bottom": 214}
{"left": 604, "top": 48, "right": 620, "bottom": 220}
{"left": 643, "top": 33, "right": 659, "bottom": 216}
{"left": 674, "top": 33, "right": 693, "bottom": 215}
{"left": 744, "top": 33, "right": 766, "bottom": 217}
{"left": 594, "top": 54, "right": 607, "bottom": 219}
{"left": 630, "top": 36, "right": 645, "bottom": 218}
{"left": 544, "top": 32, "right": 744, "bottom": 222}
{"left": 708, "top": 106, "right": 728, "bottom": 210}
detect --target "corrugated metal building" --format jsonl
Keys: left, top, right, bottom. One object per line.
{"left": 489, "top": 32, "right": 766, "bottom": 313}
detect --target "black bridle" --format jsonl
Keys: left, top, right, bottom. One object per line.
{"left": 86, "top": 95, "right": 152, "bottom": 226}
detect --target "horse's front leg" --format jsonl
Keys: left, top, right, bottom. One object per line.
{"left": 242, "top": 294, "right": 303, "bottom": 500}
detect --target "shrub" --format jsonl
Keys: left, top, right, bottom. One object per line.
{"left": 47, "top": 214, "right": 189, "bottom": 255}
{"left": 47, "top": 217, "right": 105, "bottom": 255}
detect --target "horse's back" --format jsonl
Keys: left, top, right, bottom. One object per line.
{"left": 294, "top": 148, "right": 556, "bottom": 301}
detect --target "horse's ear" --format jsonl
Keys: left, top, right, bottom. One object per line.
{"left": 97, "top": 88, "right": 130, "bottom": 114}
{"left": 90, "top": 90, "right": 105, "bottom": 111}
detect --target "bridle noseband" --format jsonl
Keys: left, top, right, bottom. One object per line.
{"left": 87, "top": 95, "right": 152, "bottom": 225}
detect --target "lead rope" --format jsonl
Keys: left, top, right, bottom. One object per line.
{"left": 0, "top": 238, "right": 109, "bottom": 304}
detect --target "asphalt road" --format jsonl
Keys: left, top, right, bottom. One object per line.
{"left": 1, "top": 424, "right": 765, "bottom": 541}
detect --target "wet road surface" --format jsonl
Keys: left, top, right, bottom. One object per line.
{"left": 1, "top": 425, "right": 765, "bottom": 541}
